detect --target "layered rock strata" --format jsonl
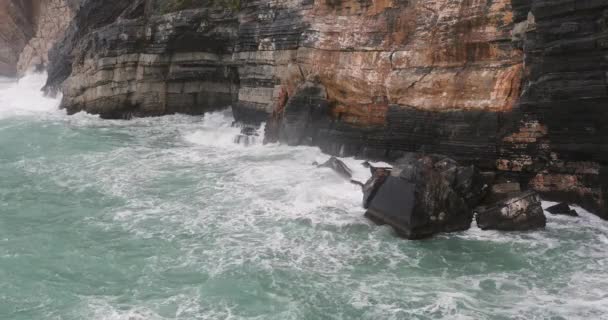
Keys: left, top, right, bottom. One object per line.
{"left": 43, "top": 0, "right": 608, "bottom": 217}
{"left": 498, "top": 0, "right": 608, "bottom": 218}
{"left": 45, "top": 0, "right": 238, "bottom": 117}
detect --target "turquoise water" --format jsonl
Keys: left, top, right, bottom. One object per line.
{"left": 1, "top": 74, "right": 608, "bottom": 320}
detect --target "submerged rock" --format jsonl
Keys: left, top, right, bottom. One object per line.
{"left": 315, "top": 156, "right": 353, "bottom": 180}
{"left": 364, "top": 154, "right": 489, "bottom": 239}
{"left": 476, "top": 191, "right": 546, "bottom": 231}
{"left": 546, "top": 202, "right": 579, "bottom": 217}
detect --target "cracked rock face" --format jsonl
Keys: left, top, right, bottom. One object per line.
{"left": 43, "top": 0, "right": 607, "bottom": 218}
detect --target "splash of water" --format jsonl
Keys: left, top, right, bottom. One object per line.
{"left": 0, "top": 73, "right": 62, "bottom": 120}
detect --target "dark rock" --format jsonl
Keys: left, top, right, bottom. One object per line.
{"left": 362, "top": 167, "right": 390, "bottom": 209}
{"left": 364, "top": 154, "right": 487, "bottom": 239}
{"left": 277, "top": 81, "right": 331, "bottom": 146}
{"left": 316, "top": 156, "right": 352, "bottom": 180}
{"left": 476, "top": 191, "right": 547, "bottom": 231}
{"left": 499, "top": 0, "right": 608, "bottom": 219}
{"left": 546, "top": 202, "right": 579, "bottom": 217}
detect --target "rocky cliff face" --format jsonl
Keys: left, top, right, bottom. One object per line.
{"left": 44, "top": 0, "right": 238, "bottom": 117}
{"left": 0, "top": 0, "right": 34, "bottom": 76}
{"left": 44, "top": 0, "right": 607, "bottom": 217}
{"left": 0, "top": 0, "right": 77, "bottom": 76}
{"left": 16, "top": 0, "right": 75, "bottom": 75}
{"left": 499, "top": 0, "right": 608, "bottom": 218}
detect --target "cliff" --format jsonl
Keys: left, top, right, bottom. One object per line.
{"left": 0, "top": 0, "right": 77, "bottom": 76}
{"left": 41, "top": 0, "right": 608, "bottom": 218}
{"left": 0, "top": 0, "right": 33, "bottom": 76}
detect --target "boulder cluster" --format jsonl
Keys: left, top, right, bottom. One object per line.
{"left": 320, "top": 153, "right": 581, "bottom": 239}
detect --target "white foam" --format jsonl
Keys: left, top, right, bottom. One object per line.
{"left": 83, "top": 298, "right": 164, "bottom": 320}
{"left": 4, "top": 74, "right": 608, "bottom": 320}
{"left": 0, "top": 72, "right": 62, "bottom": 120}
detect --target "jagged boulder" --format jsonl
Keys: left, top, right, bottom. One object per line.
{"left": 364, "top": 154, "right": 489, "bottom": 239}
{"left": 546, "top": 202, "right": 579, "bottom": 217}
{"left": 476, "top": 191, "right": 546, "bottom": 231}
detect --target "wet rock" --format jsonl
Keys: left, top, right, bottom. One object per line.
{"left": 476, "top": 191, "right": 546, "bottom": 231}
{"left": 362, "top": 167, "right": 391, "bottom": 209}
{"left": 316, "top": 156, "right": 352, "bottom": 180}
{"left": 233, "top": 126, "right": 259, "bottom": 146}
{"left": 546, "top": 202, "right": 579, "bottom": 217}
{"left": 364, "top": 154, "right": 488, "bottom": 239}
{"left": 276, "top": 81, "right": 331, "bottom": 146}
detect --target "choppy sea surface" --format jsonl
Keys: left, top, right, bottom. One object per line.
{"left": 1, "top": 74, "right": 607, "bottom": 320}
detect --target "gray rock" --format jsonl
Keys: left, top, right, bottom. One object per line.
{"left": 546, "top": 202, "right": 579, "bottom": 217}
